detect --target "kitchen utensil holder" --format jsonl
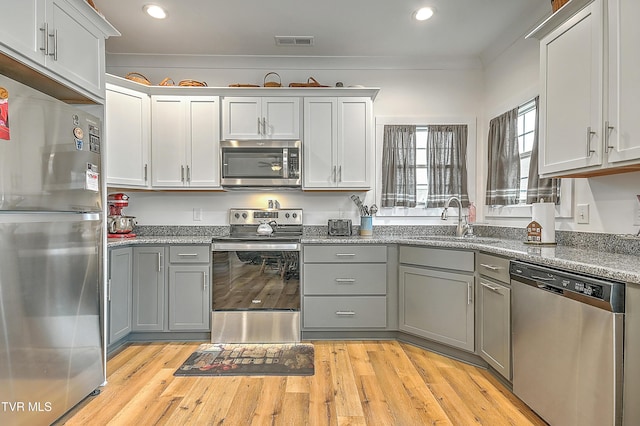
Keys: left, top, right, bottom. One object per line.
{"left": 359, "top": 216, "right": 372, "bottom": 237}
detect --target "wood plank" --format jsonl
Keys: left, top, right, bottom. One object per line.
{"left": 329, "top": 342, "right": 366, "bottom": 418}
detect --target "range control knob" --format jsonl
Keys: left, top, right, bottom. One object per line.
{"left": 292, "top": 213, "right": 297, "bottom": 218}
{"left": 242, "top": 212, "right": 248, "bottom": 219}
{"left": 234, "top": 212, "right": 240, "bottom": 219}
{"left": 285, "top": 213, "right": 290, "bottom": 218}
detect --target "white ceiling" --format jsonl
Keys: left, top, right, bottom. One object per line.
{"left": 96, "top": 0, "right": 549, "bottom": 60}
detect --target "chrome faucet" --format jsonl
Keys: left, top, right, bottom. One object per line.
{"left": 441, "top": 196, "right": 469, "bottom": 237}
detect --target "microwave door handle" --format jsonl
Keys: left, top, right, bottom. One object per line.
{"left": 282, "top": 148, "right": 288, "bottom": 178}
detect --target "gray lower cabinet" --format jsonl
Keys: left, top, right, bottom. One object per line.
{"left": 168, "top": 245, "right": 211, "bottom": 331}
{"left": 398, "top": 246, "right": 475, "bottom": 352}
{"left": 303, "top": 245, "right": 388, "bottom": 330}
{"left": 108, "top": 247, "right": 133, "bottom": 345}
{"left": 476, "top": 252, "right": 512, "bottom": 380}
{"left": 478, "top": 279, "right": 511, "bottom": 379}
{"left": 131, "top": 244, "right": 211, "bottom": 333}
{"left": 132, "top": 246, "right": 166, "bottom": 331}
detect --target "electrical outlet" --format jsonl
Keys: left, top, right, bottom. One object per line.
{"left": 193, "top": 208, "right": 202, "bottom": 221}
{"left": 576, "top": 203, "right": 589, "bottom": 224}
{"left": 634, "top": 196, "right": 640, "bottom": 226}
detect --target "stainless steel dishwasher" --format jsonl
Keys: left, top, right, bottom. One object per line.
{"left": 510, "top": 261, "right": 625, "bottom": 426}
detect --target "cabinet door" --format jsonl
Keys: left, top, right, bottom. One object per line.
{"left": 263, "top": 97, "right": 300, "bottom": 139}
{"left": 478, "top": 280, "right": 511, "bottom": 380}
{"left": 108, "top": 247, "right": 132, "bottom": 344}
{"left": 337, "top": 98, "right": 371, "bottom": 188}
{"left": 221, "top": 97, "right": 262, "bottom": 139}
{"left": 399, "top": 266, "right": 474, "bottom": 352}
{"left": 46, "top": 0, "right": 104, "bottom": 98}
{"left": 303, "top": 97, "right": 337, "bottom": 188}
{"left": 0, "top": 0, "right": 44, "bottom": 65}
{"left": 187, "top": 96, "right": 220, "bottom": 187}
{"left": 168, "top": 265, "right": 210, "bottom": 331}
{"left": 106, "top": 84, "right": 150, "bottom": 187}
{"left": 151, "top": 96, "right": 187, "bottom": 187}
{"left": 539, "top": 1, "right": 603, "bottom": 176}
{"left": 606, "top": 0, "right": 640, "bottom": 164}
{"left": 132, "top": 247, "right": 166, "bottom": 331}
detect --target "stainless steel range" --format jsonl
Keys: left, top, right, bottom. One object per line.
{"left": 211, "top": 208, "right": 302, "bottom": 343}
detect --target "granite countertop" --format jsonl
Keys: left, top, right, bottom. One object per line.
{"left": 108, "top": 234, "right": 640, "bottom": 284}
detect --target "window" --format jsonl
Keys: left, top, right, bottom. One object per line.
{"left": 415, "top": 127, "right": 428, "bottom": 206}
{"left": 376, "top": 116, "right": 476, "bottom": 217}
{"left": 516, "top": 99, "right": 536, "bottom": 204}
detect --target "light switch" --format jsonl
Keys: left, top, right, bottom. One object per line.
{"left": 193, "top": 208, "right": 202, "bottom": 221}
{"left": 576, "top": 204, "right": 589, "bottom": 224}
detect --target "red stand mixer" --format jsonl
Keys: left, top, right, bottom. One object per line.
{"left": 107, "top": 193, "right": 137, "bottom": 238}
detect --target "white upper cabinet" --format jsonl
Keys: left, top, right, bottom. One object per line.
{"left": 0, "top": 0, "right": 118, "bottom": 102}
{"left": 151, "top": 95, "right": 220, "bottom": 189}
{"left": 106, "top": 82, "right": 151, "bottom": 188}
{"left": 530, "top": 0, "right": 640, "bottom": 177}
{"left": 538, "top": 0, "right": 603, "bottom": 176}
{"left": 606, "top": 0, "right": 640, "bottom": 165}
{"left": 303, "top": 97, "right": 372, "bottom": 189}
{"left": 221, "top": 97, "right": 300, "bottom": 140}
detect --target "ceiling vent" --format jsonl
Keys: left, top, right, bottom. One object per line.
{"left": 275, "top": 36, "right": 314, "bottom": 46}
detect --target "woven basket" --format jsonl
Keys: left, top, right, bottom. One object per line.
{"left": 551, "top": 0, "right": 570, "bottom": 12}
{"left": 178, "top": 79, "right": 207, "bottom": 87}
{"left": 289, "top": 77, "right": 328, "bottom": 88}
{"left": 125, "top": 72, "right": 152, "bottom": 86}
{"left": 158, "top": 78, "right": 175, "bottom": 86}
{"left": 264, "top": 72, "right": 282, "bottom": 87}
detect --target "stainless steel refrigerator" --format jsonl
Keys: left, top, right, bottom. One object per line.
{"left": 0, "top": 74, "right": 104, "bottom": 425}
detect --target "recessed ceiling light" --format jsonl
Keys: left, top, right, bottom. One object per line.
{"left": 413, "top": 7, "right": 434, "bottom": 21}
{"left": 143, "top": 4, "right": 167, "bottom": 19}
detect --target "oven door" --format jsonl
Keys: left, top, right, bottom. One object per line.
{"left": 211, "top": 241, "right": 300, "bottom": 343}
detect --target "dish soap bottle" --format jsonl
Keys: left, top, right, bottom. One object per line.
{"left": 468, "top": 202, "right": 476, "bottom": 224}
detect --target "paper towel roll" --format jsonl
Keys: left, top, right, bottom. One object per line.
{"left": 532, "top": 202, "right": 556, "bottom": 243}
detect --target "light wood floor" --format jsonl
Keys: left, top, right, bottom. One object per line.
{"left": 59, "top": 341, "right": 546, "bottom": 426}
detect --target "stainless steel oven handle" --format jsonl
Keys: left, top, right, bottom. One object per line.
{"left": 212, "top": 242, "right": 300, "bottom": 251}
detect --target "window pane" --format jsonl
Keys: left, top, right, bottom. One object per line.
{"left": 416, "top": 148, "right": 427, "bottom": 166}
{"left": 416, "top": 129, "right": 428, "bottom": 149}
{"left": 518, "top": 135, "right": 524, "bottom": 153}
{"left": 416, "top": 167, "right": 428, "bottom": 184}
{"left": 416, "top": 188, "right": 428, "bottom": 205}
{"left": 523, "top": 133, "right": 535, "bottom": 153}
{"left": 524, "top": 110, "right": 536, "bottom": 133}
{"left": 517, "top": 115, "right": 524, "bottom": 135}
{"left": 520, "top": 156, "right": 530, "bottom": 176}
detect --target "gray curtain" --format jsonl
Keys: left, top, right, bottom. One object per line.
{"left": 486, "top": 107, "right": 520, "bottom": 206}
{"left": 526, "top": 96, "right": 560, "bottom": 204}
{"left": 425, "top": 125, "right": 469, "bottom": 208}
{"left": 381, "top": 125, "right": 416, "bottom": 207}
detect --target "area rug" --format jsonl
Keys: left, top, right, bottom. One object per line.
{"left": 174, "top": 343, "right": 314, "bottom": 376}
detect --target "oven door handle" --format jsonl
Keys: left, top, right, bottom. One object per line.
{"left": 212, "top": 242, "right": 300, "bottom": 251}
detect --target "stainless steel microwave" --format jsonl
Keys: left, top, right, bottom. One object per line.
{"left": 220, "top": 140, "right": 301, "bottom": 188}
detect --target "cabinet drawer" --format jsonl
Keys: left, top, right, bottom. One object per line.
{"left": 303, "top": 296, "right": 386, "bottom": 328}
{"left": 477, "top": 252, "right": 511, "bottom": 284}
{"left": 304, "top": 245, "right": 387, "bottom": 263}
{"left": 169, "top": 245, "right": 211, "bottom": 263}
{"left": 304, "top": 264, "right": 386, "bottom": 295}
{"left": 399, "top": 246, "right": 474, "bottom": 272}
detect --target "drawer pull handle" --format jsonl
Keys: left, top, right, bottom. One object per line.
{"left": 336, "top": 311, "right": 355, "bottom": 316}
{"left": 481, "top": 282, "right": 502, "bottom": 293}
{"left": 480, "top": 263, "right": 500, "bottom": 271}
{"left": 335, "top": 253, "right": 356, "bottom": 257}
{"left": 335, "top": 278, "right": 356, "bottom": 283}
{"left": 178, "top": 253, "right": 199, "bottom": 257}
